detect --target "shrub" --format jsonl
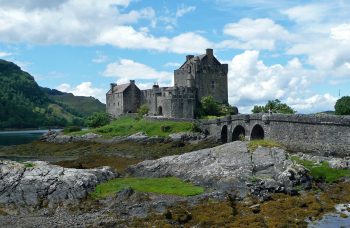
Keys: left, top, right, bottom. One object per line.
{"left": 63, "top": 126, "right": 82, "bottom": 133}
{"left": 137, "top": 104, "right": 149, "bottom": 118}
{"left": 85, "top": 112, "right": 111, "bottom": 128}
{"left": 190, "top": 122, "right": 202, "bottom": 132}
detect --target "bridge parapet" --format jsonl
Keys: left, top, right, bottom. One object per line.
{"left": 199, "top": 114, "right": 350, "bottom": 156}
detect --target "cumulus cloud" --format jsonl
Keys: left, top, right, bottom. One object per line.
{"left": 281, "top": 4, "right": 329, "bottom": 23}
{"left": 331, "top": 24, "right": 350, "bottom": 41}
{"left": 0, "top": 0, "right": 211, "bottom": 54}
{"left": 226, "top": 50, "right": 333, "bottom": 113}
{"left": 221, "top": 18, "right": 290, "bottom": 50}
{"left": 286, "top": 94, "right": 338, "bottom": 113}
{"left": 57, "top": 82, "right": 106, "bottom": 103}
{"left": 0, "top": 51, "right": 12, "bottom": 57}
{"left": 103, "top": 59, "right": 173, "bottom": 85}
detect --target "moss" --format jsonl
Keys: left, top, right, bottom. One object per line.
{"left": 24, "top": 162, "right": 35, "bottom": 168}
{"left": 248, "top": 139, "right": 285, "bottom": 152}
{"left": 91, "top": 177, "right": 204, "bottom": 199}
{"left": 291, "top": 156, "right": 350, "bottom": 183}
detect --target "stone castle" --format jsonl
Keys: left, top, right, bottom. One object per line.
{"left": 106, "top": 49, "right": 228, "bottom": 119}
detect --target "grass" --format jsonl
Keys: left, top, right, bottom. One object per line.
{"left": 72, "top": 116, "right": 193, "bottom": 137}
{"left": 24, "top": 162, "right": 35, "bottom": 168}
{"left": 91, "top": 177, "right": 204, "bottom": 199}
{"left": 248, "top": 139, "right": 284, "bottom": 152}
{"left": 291, "top": 156, "right": 350, "bottom": 183}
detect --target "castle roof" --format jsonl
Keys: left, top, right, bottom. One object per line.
{"left": 107, "top": 82, "right": 135, "bottom": 94}
{"left": 178, "top": 49, "right": 221, "bottom": 69}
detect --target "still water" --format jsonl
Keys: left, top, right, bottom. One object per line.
{"left": 0, "top": 129, "right": 60, "bottom": 146}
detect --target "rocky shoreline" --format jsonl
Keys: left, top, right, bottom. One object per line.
{"left": 40, "top": 130, "right": 208, "bottom": 144}
{"left": 2, "top": 139, "right": 350, "bottom": 226}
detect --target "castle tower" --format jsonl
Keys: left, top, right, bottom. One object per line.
{"left": 174, "top": 49, "right": 228, "bottom": 104}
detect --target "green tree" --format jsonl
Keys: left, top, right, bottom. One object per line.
{"left": 85, "top": 112, "right": 111, "bottom": 128}
{"left": 137, "top": 104, "right": 150, "bottom": 118}
{"left": 201, "top": 96, "right": 220, "bottom": 116}
{"left": 252, "top": 99, "right": 296, "bottom": 114}
{"left": 335, "top": 96, "right": 350, "bottom": 115}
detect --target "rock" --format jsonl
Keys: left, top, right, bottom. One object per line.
{"left": 127, "top": 141, "right": 311, "bottom": 197}
{"left": 81, "top": 133, "right": 101, "bottom": 140}
{"left": 127, "top": 132, "right": 148, "bottom": 142}
{"left": 0, "top": 160, "right": 117, "bottom": 209}
{"left": 169, "top": 132, "right": 205, "bottom": 142}
{"left": 249, "top": 204, "right": 261, "bottom": 214}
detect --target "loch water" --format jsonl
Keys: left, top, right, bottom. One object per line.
{"left": 0, "top": 129, "right": 60, "bottom": 146}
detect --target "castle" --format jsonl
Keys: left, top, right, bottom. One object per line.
{"left": 106, "top": 49, "right": 228, "bottom": 119}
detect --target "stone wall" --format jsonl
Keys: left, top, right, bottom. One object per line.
{"left": 106, "top": 93, "right": 124, "bottom": 118}
{"left": 200, "top": 114, "right": 350, "bottom": 156}
{"left": 123, "top": 83, "right": 141, "bottom": 113}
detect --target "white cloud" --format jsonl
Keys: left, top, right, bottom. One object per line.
{"left": 57, "top": 82, "right": 106, "bottom": 103}
{"left": 176, "top": 5, "right": 196, "bottom": 18}
{"left": 97, "top": 28, "right": 212, "bottom": 54}
{"left": 0, "top": 51, "right": 12, "bottom": 57}
{"left": 221, "top": 18, "right": 290, "bottom": 50}
{"left": 331, "top": 24, "right": 350, "bottom": 41}
{"left": 103, "top": 59, "right": 173, "bottom": 85}
{"left": 226, "top": 50, "right": 331, "bottom": 114}
{"left": 164, "top": 62, "right": 181, "bottom": 68}
{"left": 287, "top": 94, "right": 338, "bottom": 113}
{"left": 0, "top": 0, "right": 211, "bottom": 54}
{"left": 281, "top": 4, "right": 329, "bottom": 23}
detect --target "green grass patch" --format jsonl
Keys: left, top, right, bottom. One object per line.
{"left": 91, "top": 177, "right": 204, "bottom": 199}
{"left": 248, "top": 139, "right": 284, "bottom": 152}
{"left": 291, "top": 156, "right": 350, "bottom": 183}
{"left": 24, "top": 162, "right": 35, "bottom": 168}
{"left": 72, "top": 117, "right": 193, "bottom": 137}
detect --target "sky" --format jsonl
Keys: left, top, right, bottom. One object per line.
{"left": 1, "top": 0, "right": 350, "bottom": 113}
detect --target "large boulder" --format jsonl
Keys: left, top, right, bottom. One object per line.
{"left": 0, "top": 161, "right": 117, "bottom": 209}
{"left": 127, "top": 141, "right": 311, "bottom": 197}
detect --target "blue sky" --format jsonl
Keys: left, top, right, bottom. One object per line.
{"left": 1, "top": 0, "right": 350, "bottom": 113}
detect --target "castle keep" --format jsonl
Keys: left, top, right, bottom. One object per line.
{"left": 106, "top": 49, "right": 228, "bottom": 119}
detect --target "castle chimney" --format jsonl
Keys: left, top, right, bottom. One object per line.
{"left": 186, "top": 55, "right": 194, "bottom": 61}
{"left": 129, "top": 80, "right": 135, "bottom": 84}
{"left": 206, "top": 48, "right": 213, "bottom": 62}
{"left": 110, "top": 83, "right": 117, "bottom": 90}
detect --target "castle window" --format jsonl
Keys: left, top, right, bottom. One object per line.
{"left": 118, "top": 102, "right": 119, "bottom": 106}
{"left": 211, "top": 81, "right": 215, "bottom": 89}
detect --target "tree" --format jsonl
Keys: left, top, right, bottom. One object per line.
{"left": 137, "top": 104, "right": 149, "bottom": 118}
{"left": 85, "top": 112, "right": 111, "bottom": 128}
{"left": 200, "top": 96, "right": 219, "bottom": 116}
{"left": 252, "top": 99, "right": 296, "bottom": 114}
{"left": 335, "top": 96, "right": 350, "bottom": 115}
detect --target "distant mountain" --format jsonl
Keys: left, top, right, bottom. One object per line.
{"left": 41, "top": 88, "right": 105, "bottom": 117}
{"left": 0, "top": 59, "right": 105, "bottom": 129}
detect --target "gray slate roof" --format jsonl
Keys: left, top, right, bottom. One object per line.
{"left": 111, "top": 83, "right": 130, "bottom": 94}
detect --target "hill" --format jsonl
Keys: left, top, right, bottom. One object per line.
{"left": 42, "top": 88, "right": 105, "bottom": 117}
{"left": 0, "top": 59, "right": 105, "bottom": 129}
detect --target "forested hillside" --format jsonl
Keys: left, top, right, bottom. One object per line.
{"left": 0, "top": 59, "right": 105, "bottom": 129}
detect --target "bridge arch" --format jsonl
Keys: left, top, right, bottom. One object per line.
{"left": 221, "top": 125, "right": 228, "bottom": 143}
{"left": 251, "top": 124, "right": 264, "bottom": 140}
{"left": 232, "top": 125, "right": 245, "bottom": 141}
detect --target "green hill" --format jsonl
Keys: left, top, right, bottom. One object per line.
{"left": 42, "top": 88, "right": 105, "bottom": 117}
{"left": 0, "top": 59, "right": 105, "bottom": 129}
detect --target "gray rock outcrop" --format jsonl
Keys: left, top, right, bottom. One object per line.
{"left": 0, "top": 161, "right": 117, "bottom": 209}
{"left": 127, "top": 141, "right": 311, "bottom": 197}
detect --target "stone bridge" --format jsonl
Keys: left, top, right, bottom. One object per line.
{"left": 199, "top": 114, "right": 350, "bottom": 156}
